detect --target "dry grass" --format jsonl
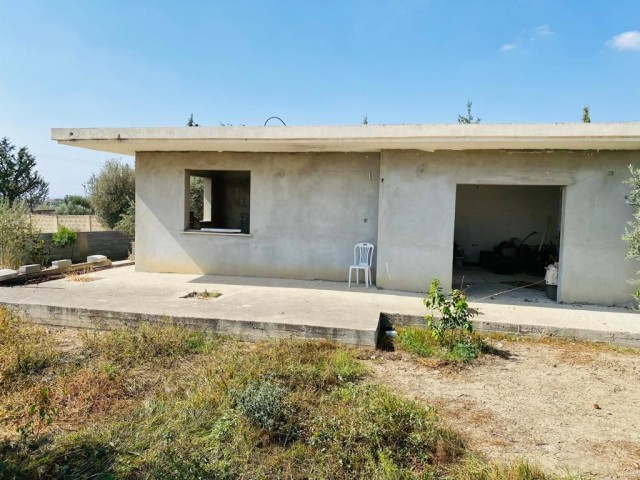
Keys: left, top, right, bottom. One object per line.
{"left": 0, "top": 308, "right": 59, "bottom": 387}
{"left": 483, "top": 331, "right": 640, "bottom": 355}
{"left": 64, "top": 266, "right": 96, "bottom": 282}
{"left": 0, "top": 308, "right": 580, "bottom": 479}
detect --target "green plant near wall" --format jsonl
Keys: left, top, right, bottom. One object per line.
{"left": 623, "top": 165, "right": 640, "bottom": 305}
{"left": 423, "top": 278, "right": 476, "bottom": 342}
{"left": 115, "top": 200, "right": 135, "bottom": 239}
{"left": 52, "top": 225, "right": 77, "bottom": 260}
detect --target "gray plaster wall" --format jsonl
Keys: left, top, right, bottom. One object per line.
{"left": 376, "top": 150, "right": 639, "bottom": 305}
{"left": 136, "top": 152, "right": 380, "bottom": 280}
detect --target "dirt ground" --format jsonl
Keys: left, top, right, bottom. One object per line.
{"left": 368, "top": 340, "right": 640, "bottom": 479}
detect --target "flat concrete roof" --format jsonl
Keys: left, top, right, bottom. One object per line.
{"left": 51, "top": 122, "right": 640, "bottom": 156}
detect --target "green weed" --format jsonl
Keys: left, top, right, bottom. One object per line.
{"left": 396, "top": 327, "right": 483, "bottom": 363}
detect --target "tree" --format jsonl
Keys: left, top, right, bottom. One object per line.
{"left": 0, "top": 137, "right": 49, "bottom": 209}
{"left": 582, "top": 106, "right": 591, "bottom": 123}
{"left": 55, "top": 195, "right": 94, "bottom": 215}
{"left": 189, "top": 177, "right": 204, "bottom": 223}
{"left": 362, "top": 115, "right": 369, "bottom": 125}
{"left": 0, "top": 200, "right": 44, "bottom": 269}
{"left": 457, "top": 101, "right": 481, "bottom": 124}
{"left": 85, "top": 159, "right": 135, "bottom": 229}
{"left": 187, "top": 114, "right": 200, "bottom": 127}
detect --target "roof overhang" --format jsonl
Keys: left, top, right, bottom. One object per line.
{"left": 51, "top": 123, "right": 640, "bottom": 156}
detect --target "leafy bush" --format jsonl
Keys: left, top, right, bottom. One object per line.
{"left": 235, "top": 378, "right": 298, "bottom": 443}
{"left": 449, "top": 340, "right": 481, "bottom": 362}
{"left": 0, "top": 200, "right": 43, "bottom": 269}
{"left": 115, "top": 199, "right": 135, "bottom": 238}
{"left": 396, "top": 327, "right": 483, "bottom": 363}
{"left": 395, "top": 327, "right": 435, "bottom": 358}
{"left": 424, "top": 278, "right": 476, "bottom": 342}
{"left": 52, "top": 224, "right": 77, "bottom": 249}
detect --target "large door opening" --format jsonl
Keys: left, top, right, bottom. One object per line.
{"left": 452, "top": 185, "right": 563, "bottom": 304}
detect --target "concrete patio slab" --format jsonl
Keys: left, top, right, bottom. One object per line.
{"left": 0, "top": 266, "right": 638, "bottom": 347}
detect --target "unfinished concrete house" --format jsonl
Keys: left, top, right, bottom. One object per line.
{"left": 52, "top": 123, "right": 640, "bottom": 305}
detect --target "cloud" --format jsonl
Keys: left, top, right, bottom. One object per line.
{"left": 500, "top": 25, "right": 553, "bottom": 53}
{"left": 606, "top": 31, "right": 640, "bottom": 51}
{"left": 534, "top": 24, "right": 553, "bottom": 37}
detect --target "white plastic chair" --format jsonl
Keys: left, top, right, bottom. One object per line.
{"left": 348, "top": 243, "right": 375, "bottom": 288}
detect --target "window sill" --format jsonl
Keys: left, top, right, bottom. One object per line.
{"left": 182, "top": 229, "right": 253, "bottom": 237}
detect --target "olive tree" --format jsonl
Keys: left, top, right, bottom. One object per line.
{"left": 55, "top": 195, "right": 94, "bottom": 215}
{"left": 0, "top": 201, "right": 43, "bottom": 269}
{"left": 85, "top": 159, "right": 135, "bottom": 229}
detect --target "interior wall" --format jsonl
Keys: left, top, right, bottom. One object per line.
{"left": 454, "top": 185, "right": 562, "bottom": 264}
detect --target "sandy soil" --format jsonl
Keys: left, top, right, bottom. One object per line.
{"left": 368, "top": 340, "right": 640, "bottom": 479}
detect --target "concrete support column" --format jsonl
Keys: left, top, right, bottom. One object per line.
{"left": 203, "top": 177, "right": 212, "bottom": 222}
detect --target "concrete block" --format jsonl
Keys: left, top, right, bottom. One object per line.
{"left": 19, "top": 264, "right": 41, "bottom": 274}
{"left": 52, "top": 259, "right": 72, "bottom": 271}
{"left": 87, "top": 255, "right": 108, "bottom": 263}
{"left": 0, "top": 269, "right": 19, "bottom": 282}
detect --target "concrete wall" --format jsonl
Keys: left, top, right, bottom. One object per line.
{"left": 136, "top": 149, "right": 639, "bottom": 305}
{"left": 43, "top": 231, "right": 131, "bottom": 263}
{"left": 29, "top": 215, "right": 108, "bottom": 233}
{"left": 376, "top": 150, "right": 639, "bottom": 305}
{"left": 135, "top": 152, "right": 380, "bottom": 280}
{"left": 454, "top": 185, "right": 562, "bottom": 264}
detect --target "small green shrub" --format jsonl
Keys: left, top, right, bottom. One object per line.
{"left": 449, "top": 340, "right": 482, "bottom": 362}
{"left": 235, "top": 378, "right": 299, "bottom": 443}
{"left": 395, "top": 327, "right": 435, "bottom": 358}
{"left": 396, "top": 327, "right": 482, "bottom": 363}
{"left": 17, "top": 386, "right": 57, "bottom": 445}
{"left": 424, "top": 278, "right": 476, "bottom": 342}
{"left": 52, "top": 224, "right": 77, "bottom": 249}
{"left": 115, "top": 199, "right": 135, "bottom": 238}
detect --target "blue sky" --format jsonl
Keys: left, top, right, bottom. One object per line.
{"left": 0, "top": 0, "right": 639, "bottom": 197}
